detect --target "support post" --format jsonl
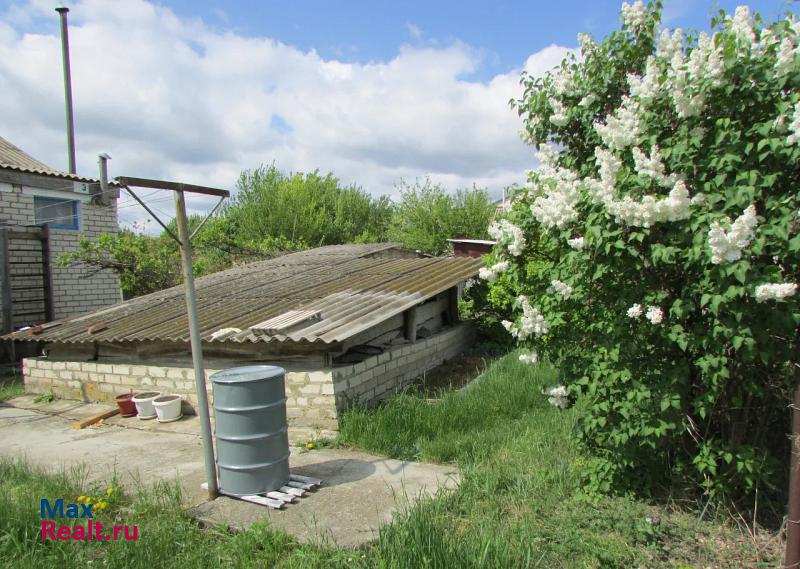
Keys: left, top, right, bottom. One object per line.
{"left": 174, "top": 190, "right": 218, "bottom": 500}
{"left": 40, "top": 224, "right": 54, "bottom": 322}
{"left": 55, "top": 6, "right": 77, "bottom": 175}
{"left": 0, "top": 227, "right": 12, "bottom": 333}
{"left": 447, "top": 287, "right": 459, "bottom": 325}
{"left": 786, "top": 385, "right": 800, "bottom": 568}
{"left": 404, "top": 306, "right": 418, "bottom": 343}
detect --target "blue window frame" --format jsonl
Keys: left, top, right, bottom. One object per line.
{"left": 33, "top": 196, "right": 80, "bottom": 230}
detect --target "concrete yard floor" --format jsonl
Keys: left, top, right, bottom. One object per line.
{"left": 0, "top": 396, "right": 459, "bottom": 547}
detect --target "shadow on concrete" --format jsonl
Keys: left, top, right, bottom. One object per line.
{"left": 291, "top": 458, "right": 376, "bottom": 487}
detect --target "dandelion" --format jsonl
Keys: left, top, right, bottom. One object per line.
{"left": 105, "top": 487, "right": 114, "bottom": 496}
{"left": 77, "top": 495, "right": 86, "bottom": 502}
{"left": 755, "top": 282, "right": 798, "bottom": 302}
{"left": 95, "top": 501, "right": 108, "bottom": 510}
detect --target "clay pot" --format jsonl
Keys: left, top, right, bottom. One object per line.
{"left": 131, "top": 391, "right": 161, "bottom": 420}
{"left": 153, "top": 394, "right": 183, "bottom": 423}
{"left": 114, "top": 392, "right": 138, "bottom": 417}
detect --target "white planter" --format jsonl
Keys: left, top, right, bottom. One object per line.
{"left": 132, "top": 391, "right": 161, "bottom": 420}
{"left": 153, "top": 394, "right": 183, "bottom": 423}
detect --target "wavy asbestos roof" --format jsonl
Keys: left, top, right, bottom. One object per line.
{"left": 9, "top": 243, "right": 482, "bottom": 346}
{"left": 0, "top": 135, "right": 105, "bottom": 185}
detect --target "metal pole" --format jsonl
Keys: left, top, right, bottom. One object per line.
{"left": 55, "top": 6, "right": 77, "bottom": 174}
{"left": 174, "top": 190, "right": 218, "bottom": 500}
{"left": 787, "top": 385, "right": 800, "bottom": 567}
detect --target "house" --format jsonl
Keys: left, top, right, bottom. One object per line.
{"left": 13, "top": 243, "right": 482, "bottom": 432}
{"left": 447, "top": 239, "right": 495, "bottom": 258}
{"left": 0, "top": 136, "right": 121, "bottom": 338}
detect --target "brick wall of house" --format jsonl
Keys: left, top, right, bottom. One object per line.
{"left": 22, "top": 324, "right": 474, "bottom": 437}
{"left": 0, "top": 182, "right": 120, "bottom": 329}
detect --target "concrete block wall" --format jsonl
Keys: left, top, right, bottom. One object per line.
{"left": 331, "top": 323, "right": 474, "bottom": 410}
{"left": 22, "top": 323, "right": 474, "bottom": 432}
{"left": 0, "top": 182, "right": 121, "bottom": 327}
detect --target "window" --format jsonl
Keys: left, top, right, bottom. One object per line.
{"left": 33, "top": 196, "right": 79, "bottom": 230}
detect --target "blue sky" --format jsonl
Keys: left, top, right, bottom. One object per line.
{"left": 150, "top": 0, "right": 792, "bottom": 79}
{"left": 0, "top": 0, "right": 796, "bottom": 229}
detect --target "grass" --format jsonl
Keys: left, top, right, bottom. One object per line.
{"left": 0, "top": 354, "right": 782, "bottom": 568}
{"left": 0, "top": 365, "right": 24, "bottom": 402}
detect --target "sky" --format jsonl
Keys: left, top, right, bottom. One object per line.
{"left": 0, "top": 0, "right": 795, "bottom": 229}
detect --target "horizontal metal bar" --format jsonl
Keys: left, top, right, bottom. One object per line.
{"left": 10, "top": 286, "right": 43, "bottom": 291}
{"left": 13, "top": 298, "right": 45, "bottom": 303}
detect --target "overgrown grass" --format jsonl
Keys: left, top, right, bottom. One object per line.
{"left": 0, "top": 354, "right": 781, "bottom": 567}
{"left": 0, "top": 365, "right": 24, "bottom": 402}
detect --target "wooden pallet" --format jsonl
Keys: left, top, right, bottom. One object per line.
{"left": 204, "top": 474, "right": 323, "bottom": 510}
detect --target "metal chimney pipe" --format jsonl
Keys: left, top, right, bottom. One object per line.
{"left": 56, "top": 6, "right": 77, "bottom": 174}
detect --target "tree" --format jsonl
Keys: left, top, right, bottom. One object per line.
{"left": 226, "top": 165, "right": 393, "bottom": 247}
{"left": 388, "top": 179, "right": 497, "bottom": 255}
{"left": 483, "top": 1, "right": 800, "bottom": 502}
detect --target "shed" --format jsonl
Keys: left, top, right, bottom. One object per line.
{"left": 12, "top": 243, "right": 482, "bottom": 433}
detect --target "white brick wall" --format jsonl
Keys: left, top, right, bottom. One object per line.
{"left": 22, "top": 323, "right": 475, "bottom": 432}
{"left": 0, "top": 183, "right": 120, "bottom": 328}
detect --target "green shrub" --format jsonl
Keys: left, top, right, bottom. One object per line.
{"left": 484, "top": 1, "right": 800, "bottom": 503}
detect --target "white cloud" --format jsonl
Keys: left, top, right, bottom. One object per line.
{"left": 0, "top": 0, "right": 572, "bottom": 229}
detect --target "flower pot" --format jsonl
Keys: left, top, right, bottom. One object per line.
{"left": 131, "top": 391, "right": 161, "bottom": 420}
{"left": 153, "top": 394, "right": 183, "bottom": 423}
{"left": 114, "top": 392, "right": 138, "bottom": 417}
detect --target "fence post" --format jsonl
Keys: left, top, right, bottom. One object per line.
{"left": 0, "top": 227, "right": 12, "bottom": 333}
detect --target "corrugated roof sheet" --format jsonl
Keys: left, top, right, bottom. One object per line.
{"left": 0, "top": 135, "right": 104, "bottom": 185}
{"left": 9, "top": 243, "right": 482, "bottom": 346}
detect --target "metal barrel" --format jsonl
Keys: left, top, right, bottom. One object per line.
{"left": 210, "top": 365, "right": 290, "bottom": 496}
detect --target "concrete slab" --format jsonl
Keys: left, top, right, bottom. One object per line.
{"left": 0, "top": 398, "right": 459, "bottom": 547}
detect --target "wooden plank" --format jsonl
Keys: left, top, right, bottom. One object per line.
{"left": 116, "top": 176, "right": 230, "bottom": 198}
{"left": 279, "top": 485, "right": 305, "bottom": 497}
{"left": 289, "top": 474, "right": 322, "bottom": 487}
{"left": 70, "top": 408, "right": 119, "bottom": 429}
{"left": 238, "top": 494, "right": 285, "bottom": 509}
{"left": 87, "top": 321, "right": 109, "bottom": 334}
{"left": 40, "top": 224, "right": 54, "bottom": 322}
{"left": 266, "top": 490, "right": 297, "bottom": 503}
{"left": 286, "top": 480, "right": 315, "bottom": 491}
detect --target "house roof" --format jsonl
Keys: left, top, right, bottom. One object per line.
{"left": 0, "top": 136, "right": 105, "bottom": 185}
{"left": 9, "top": 243, "right": 482, "bottom": 347}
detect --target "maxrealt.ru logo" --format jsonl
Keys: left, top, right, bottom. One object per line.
{"left": 40, "top": 498, "right": 139, "bottom": 541}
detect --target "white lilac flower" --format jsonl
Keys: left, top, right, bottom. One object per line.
{"left": 690, "top": 193, "right": 707, "bottom": 206}
{"left": 775, "top": 37, "right": 798, "bottom": 76}
{"left": 519, "top": 352, "right": 539, "bottom": 365}
{"left": 729, "top": 6, "right": 756, "bottom": 48}
{"left": 528, "top": 156, "right": 582, "bottom": 230}
{"left": 488, "top": 220, "right": 527, "bottom": 256}
{"left": 628, "top": 56, "right": 661, "bottom": 102}
{"left": 578, "top": 32, "right": 595, "bottom": 57}
{"left": 621, "top": 1, "right": 647, "bottom": 31}
{"left": 549, "top": 279, "right": 573, "bottom": 299}
{"left": 478, "top": 260, "right": 509, "bottom": 282}
{"left": 787, "top": 103, "right": 800, "bottom": 146}
{"left": 645, "top": 305, "right": 664, "bottom": 324}
{"left": 505, "top": 296, "right": 549, "bottom": 341}
{"left": 552, "top": 68, "right": 575, "bottom": 96}
{"left": 707, "top": 205, "right": 759, "bottom": 264}
{"left": 549, "top": 98, "right": 569, "bottom": 127}
{"left": 755, "top": 282, "right": 798, "bottom": 302}
{"left": 594, "top": 96, "right": 641, "bottom": 150}
{"left": 632, "top": 145, "right": 677, "bottom": 188}
{"left": 604, "top": 180, "right": 692, "bottom": 227}
{"left": 627, "top": 303, "right": 643, "bottom": 319}
{"left": 688, "top": 32, "right": 725, "bottom": 87}
{"left": 547, "top": 385, "right": 569, "bottom": 409}
{"left": 567, "top": 236, "right": 585, "bottom": 250}
{"left": 656, "top": 29, "right": 684, "bottom": 61}
{"left": 579, "top": 93, "right": 597, "bottom": 106}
